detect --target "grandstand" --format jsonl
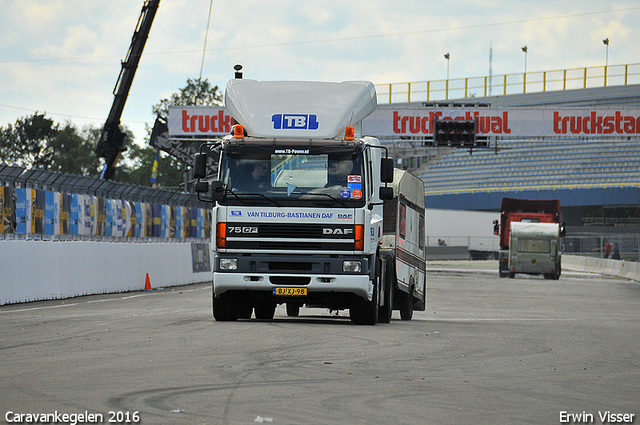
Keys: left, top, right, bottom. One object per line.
{"left": 376, "top": 83, "right": 640, "bottom": 208}
{"left": 374, "top": 83, "right": 640, "bottom": 258}
{"left": 420, "top": 140, "right": 640, "bottom": 193}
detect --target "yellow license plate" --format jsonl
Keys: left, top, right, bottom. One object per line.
{"left": 273, "top": 287, "right": 307, "bottom": 296}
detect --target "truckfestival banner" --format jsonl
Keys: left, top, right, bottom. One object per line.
{"left": 168, "top": 106, "right": 640, "bottom": 138}
{"left": 363, "top": 108, "right": 640, "bottom": 138}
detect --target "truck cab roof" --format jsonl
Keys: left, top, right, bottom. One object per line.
{"left": 225, "top": 80, "right": 377, "bottom": 139}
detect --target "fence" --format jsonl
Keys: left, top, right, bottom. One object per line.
{"left": 426, "top": 234, "right": 640, "bottom": 262}
{"left": 376, "top": 63, "right": 640, "bottom": 104}
{"left": 563, "top": 235, "right": 640, "bottom": 262}
{"left": 0, "top": 164, "right": 211, "bottom": 242}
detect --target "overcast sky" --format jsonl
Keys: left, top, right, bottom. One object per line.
{"left": 1, "top": 0, "right": 639, "bottom": 148}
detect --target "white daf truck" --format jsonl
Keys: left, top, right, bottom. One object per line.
{"left": 193, "top": 79, "right": 426, "bottom": 325}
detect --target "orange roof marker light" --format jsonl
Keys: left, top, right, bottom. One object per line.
{"left": 233, "top": 124, "right": 245, "bottom": 139}
{"left": 345, "top": 126, "right": 355, "bottom": 140}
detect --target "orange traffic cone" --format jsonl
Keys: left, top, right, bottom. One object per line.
{"left": 144, "top": 273, "right": 153, "bottom": 291}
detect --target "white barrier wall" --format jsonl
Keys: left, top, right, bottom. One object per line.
{"left": 563, "top": 254, "right": 640, "bottom": 283}
{"left": 425, "top": 208, "right": 499, "bottom": 250}
{"left": 3, "top": 245, "right": 635, "bottom": 306}
{"left": 0, "top": 241, "right": 212, "bottom": 305}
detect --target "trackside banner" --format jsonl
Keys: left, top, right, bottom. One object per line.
{"left": 168, "top": 106, "right": 234, "bottom": 136}
{"left": 168, "top": 106, "right": 640, "bottom": 138}
{"left": 362, "top": 108, "right": 640, "bottom": 138}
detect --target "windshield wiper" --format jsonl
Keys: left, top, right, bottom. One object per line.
{"left": 226, "top": 189, "right": 282, "bottom": 207}
{"left": 290, "top": 190, "right": 349, "bottom": 207}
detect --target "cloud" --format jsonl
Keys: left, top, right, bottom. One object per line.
{"left": 1, "top": 0, "right": 640, "bottom": 148}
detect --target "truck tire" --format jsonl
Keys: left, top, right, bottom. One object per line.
{"left": 286, "top": 303, "right": 301, "bottom": 317}
{"left": 398, "top": 287, "right": 413, "bottom": 321}
{"left": 237, "top": 299, "right": 253, "bottom": 319}
{"left": 544, "top": 269, "right": 560, "bottom": 280}
{"left": 377, "top": 255, "right": 393, "bottom": 324}
{"left": 255, "top": 302, "right": 276, "bottom": 320}
{"left": 350, "top": 273, "right": 379, "bottom": 325}
{"left": 213, "top": 292, "right": 239, "bottom": 321}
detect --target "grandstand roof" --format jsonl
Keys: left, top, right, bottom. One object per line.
{"left": 390, "top": 83, "right": 640, "bottom": 110}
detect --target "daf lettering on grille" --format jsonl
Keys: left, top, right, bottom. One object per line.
{"left": 323, "top": 228, "right": 354, "bottom": 235}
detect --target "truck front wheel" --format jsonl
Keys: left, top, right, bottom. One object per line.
{"left": 213, "top": 292, "right": 239, "bottom": 321}
{"left": 398, "top": 288, "right": 413, "bottom": 321}
{"left": 286, "top": 303, "right": 301, "bottom": 317}
{"left": 255, "top": 301, "right": 276, "bottom": 320}
{"left": 350, "top": 276, "right": 379, "bottom": 326}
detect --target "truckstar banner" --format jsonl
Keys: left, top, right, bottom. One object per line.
{"left": 167, "top": 105, "right": 640, "bottom": 138}
{"left": 362, "top": 108, "right": 640, "bottom": 138}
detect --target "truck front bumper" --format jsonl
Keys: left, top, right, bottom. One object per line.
{"left": 212, "top": 253, "right": 374, "bottom": 301}
{"left": 213, "top": 272, "right": 373, "bottom": 301}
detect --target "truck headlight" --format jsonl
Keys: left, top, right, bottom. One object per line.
{"left": 343, "top": 260, "right": 362, "bottom": 273}
{"left": 219, "top": 258, "right": 238, "bottom": 270}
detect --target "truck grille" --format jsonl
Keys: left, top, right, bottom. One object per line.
{"left": 225, "top": 222, "right": 355, "bottom": 251}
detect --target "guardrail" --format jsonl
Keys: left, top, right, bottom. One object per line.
{"left": 0, "top": 164, "right": 211, "bottom": 241}
{"left": 426, "top": 235, "right": 640, "bottom": 263}
{"left": 376, "top": 63, "right": 640, "bottom": 104}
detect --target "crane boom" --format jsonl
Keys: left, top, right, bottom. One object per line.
{"left": 96, "top": 0, "right": 160, "bottom": 180}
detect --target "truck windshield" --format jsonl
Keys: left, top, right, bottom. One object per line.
{"left": 218, "top": 148, "right": 365, "bottom": 207}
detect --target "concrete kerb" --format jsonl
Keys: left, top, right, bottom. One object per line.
{"left": 563, "top": 254, "right": 640, "bottom": 283}
{"left": 621, "top": 260, "right": 640, "bottom": 280}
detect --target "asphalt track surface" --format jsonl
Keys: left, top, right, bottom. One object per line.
{"left": 1, "top": 261, "right": 638, "bottom": 425}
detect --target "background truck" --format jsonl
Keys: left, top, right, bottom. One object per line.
{"left": 494, "top": 197, "right": 565, "bottom": 279}
{"left": 194, "top": 78, "right": 426, "bottom": 325}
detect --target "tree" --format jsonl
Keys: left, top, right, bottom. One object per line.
{"left": 152, "top": 77, "right": 223, "bottom": 120}
{"left": 0, "top": 113, "right": 108, "bottom": 176}
{"left": 0, "top": 113, "right": 56, "bottom": 169}
{"left": 48, "top": 123, "right": 102, "bottom": 175}
{"left": 0, "top": 78, "right": 223, "bottom": 188}
{"left": 117, "top": 144, "right": 183, "bottom": 189}
{"left": 133, "top": 77, "right": 223, "bottom": 189}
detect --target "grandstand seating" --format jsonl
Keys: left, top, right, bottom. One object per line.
{"left": 419, "top": 140, "right": 640, "bottom": 193}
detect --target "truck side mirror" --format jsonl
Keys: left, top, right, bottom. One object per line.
{"left": 193, "top": 153, "right": 207, "bottom": 179}
{"left": 379, "top": 186, "right": 394, "bottom": 200}
{"left": 380, "top": 158, "right": 394, "bottom": 183}
{"left": 195, "top": 180, "right": 224, "bottom": 203}
{"left": 194, "top": 181, "right": 209, "bottom": 194}
{"left": 560, "top": 222, "right": 566, "bottom": 237}
{"left": 210, "top": 180, "right": 224, "bottom": 202}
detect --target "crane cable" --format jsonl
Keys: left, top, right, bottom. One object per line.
{"left": 199, "top": 0, "right": 215, "bottom": 82}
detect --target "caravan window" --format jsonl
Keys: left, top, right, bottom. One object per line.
{"left": 518, "top": 239, "right": 550, "bottom": 253}
{"left": 398, "top": 203, "right": 406, "bottom": 239}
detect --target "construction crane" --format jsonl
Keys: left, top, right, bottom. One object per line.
{"left": 96, "top": 0, "right": 160, "bottom": 180}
